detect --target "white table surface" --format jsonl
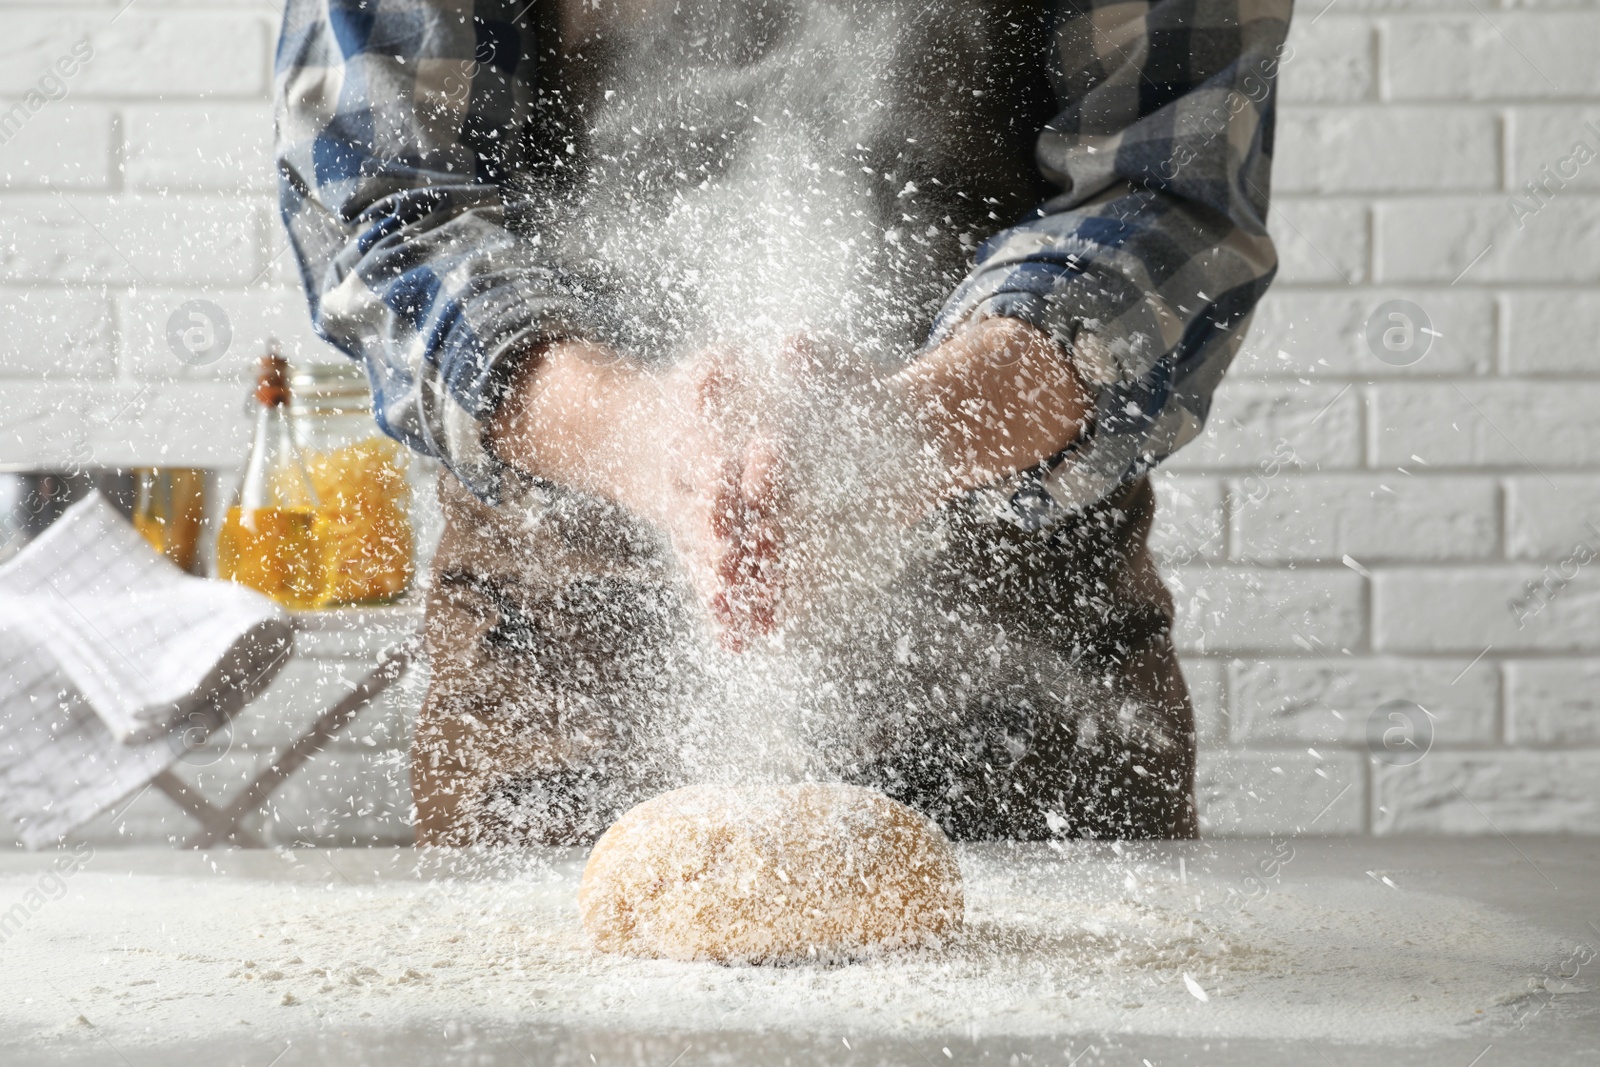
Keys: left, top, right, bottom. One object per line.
{"left": 0, "top": 836, "right": 1595, "bottom": 1066}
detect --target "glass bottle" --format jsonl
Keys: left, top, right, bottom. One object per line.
{"left": 292, "top": 362, "right": 413, "bottom": 606}
{"left": 131, "top": 469, "right": 166, "bottom": 556}
{"left": 216, "top": 349, "right": 325, "bottom": 609}
{"left": 131, "top": 467, "right": 207, "bottom": 574}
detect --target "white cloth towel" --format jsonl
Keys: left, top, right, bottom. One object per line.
{"left": 0, "top": 493, "right": 290, "bottom": 743}
{"left": 0, "top": 493, "right": 294, "bottom": 848}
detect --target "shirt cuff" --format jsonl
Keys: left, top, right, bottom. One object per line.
{"left": 956, "top": 290, "right": 1191, "bottom": 529}
{"left": 421, "top": 286, "right": 608, "bottom": 505}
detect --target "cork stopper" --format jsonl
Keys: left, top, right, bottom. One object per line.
{"left": 255, "top": 348, "right": 290, "bottom": 408}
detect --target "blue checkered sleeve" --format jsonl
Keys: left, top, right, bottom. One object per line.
{"left": 276, "top": 0, "right": 587, "bottom": 502}
{"left": 276, "top": 0, "right": 1288, "bottom": 517}
{"left": 936, "top": 0, "right": 1290, "bottom": 525}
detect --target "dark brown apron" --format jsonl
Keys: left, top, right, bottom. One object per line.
{"left": 413, "top": 469, "right": 1197, "bottom": 845}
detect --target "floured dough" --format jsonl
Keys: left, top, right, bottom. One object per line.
{"left": 579, "top": 782, "right": 964, "bottom": 963}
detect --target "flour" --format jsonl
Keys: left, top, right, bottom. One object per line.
{"left": 0, "top": 845, "right": 1569, "bottom": 1053}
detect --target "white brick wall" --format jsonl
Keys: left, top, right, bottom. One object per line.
{"left": 0, "top": 1, "right": 325, "bottom": 473}
{"left": 4, "top": 0, "right": 1600, "bottom": 842}
{"left": 1160, "top": 0, "right": 1600, "bottom": 836}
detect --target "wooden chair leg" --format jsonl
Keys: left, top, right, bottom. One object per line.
{"left": 151, "top": 770, "right": 267, "bottom": 849}
{"left": 182, "top": 638, "right": 418, "bottom": 849}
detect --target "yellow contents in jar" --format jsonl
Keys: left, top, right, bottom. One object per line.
{"left": 216, "top": 506, "right": 324, "bottom": 610}
{"left": 304, "top": 437, "right": 413, "bottom": 606}
{"left": 133, "top": 514, "right": 165, "bottom": 556}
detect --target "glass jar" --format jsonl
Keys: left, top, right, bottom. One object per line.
{"left": 291, "top": 362, "right": 414, "bottom": 606}
{"left": 132, "top": 467, "right": 208, "bottom": 574}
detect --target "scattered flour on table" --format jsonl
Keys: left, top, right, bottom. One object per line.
{"left": 0, "top": 846, "right": 1573, "bottom": 1050}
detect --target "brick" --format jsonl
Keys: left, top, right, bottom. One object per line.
{"left": 0, "top": 12, "right": 269, "bottom": 98}
{"left": 63, "top": 785, "right": 190, "bottom": 849}
{"left": 1231, "top": 474, "right": 1499, "bottom": 562}
{"left": 1275, "top": 108, "right": 1499, "bottom": 193}
{"left": 0, "top": 102, "right": 111, "bottom": 188}
{"left": 177, "top": 748, "right": 414, "bottom": 847}
{"left": 1236, "top": 288, "right": 1494, "bottom": 379}
{"left": 123, "top": 103, "right": 275, "bottom": 191}
{"left": 1165, "top": 381, "right": 1362, "bottom": 472}
{"left": 201, "top": 658, "right": 414, "bottom": 753}
{"left": 1373, "top": 198, "right": 1499, "bottom": 284}
{"left": 1195, "top": 749, "right": 1365, "bottom": 835}
{"left": 0, "top": 15, "right": 100, "bottom": 98}
{"left": 1508, "top": 107, "right": 1600, "bottom": 194}
{"left": 164, "top": 750, "right": 287, "bottom": 821}
{"left": 0, "top": 287, "right": 113, "bottom": 378}
{"left": 1277, "top": 16, "right": 1374, "bottom": 104}
{"left": 257, "top": 754, "right": 414, "bottom": 846}
{"left": 1506, "top": 659, "right": 1600, "bottom": 743}
{"left": 1374, "top": 567, "right": 1600, "bottom": 653}
{"left": 1149, "top": 473, "right": 1226, "bottom": 563}
{"left": 1505, "top": 290, "right": 1600, "bottom": 375}
{"left": 1231, "top": 656, "right": 1499, "bottom": 746}
{"left": 1268, "top": 197, "right": 1368, "bottom": 284}
{"left": 0, "top": 194, "right": 263, "bottom": 284}
{"left": 1373, "top": 751, "right": 1600, "bottom": 834}
{"left": 1376, "top": 196, "right": 1600, "bottom": 284}
{"left": 117, "top": 287, "right": 337, "bottom": 382}
{"left": 0, "top": 381, "right": 251, "bottom": 468}
{"left": 291, "top": 605, "right": 426, "bottom": 660}
{"left": 1506, "top": 476, "right": 1600, "bottom": 558}
{"left": 1385, "top": 14, "right": 1600, "bottom": 101}
{"left": 1371, "top": 382, "right": 1600, "bottom": 468}
{"left": 263, "top": 224, "right": 311, "bottom": 289}
{"left": 1170, "top": 566, "right": 1366, "bottom": 655}
{"left": 1179, "top": 656, "right": 1229, "bottom": 743}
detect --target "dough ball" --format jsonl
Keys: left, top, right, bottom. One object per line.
{"left": 578, "top": 782, "right": 964, "bottom": 964}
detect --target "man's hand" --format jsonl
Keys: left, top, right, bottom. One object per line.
{"left": 891, "top": 315, "right": 1094, "bottom": 520}
{"left": 749, "top": 318, "right": 1094, "bottom": 534}
{"left": 705, "top": 321, "right": 1094, "bottom": 637}
{"left": 489, "top": 339, "right": 778, "bottom": 648}
{"left": 488, "top": 317, "right": 1092, "bottom": 649}
{"left": 642, "top": 350, "right": 782, "bottom": 645}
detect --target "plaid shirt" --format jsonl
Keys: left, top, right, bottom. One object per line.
{"left": 275, "top": 0, "right": 1289, "bottom": 524}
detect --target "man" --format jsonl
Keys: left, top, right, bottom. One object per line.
{"left": 276, "top": 0, "right": 1287, "bottom": 845}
